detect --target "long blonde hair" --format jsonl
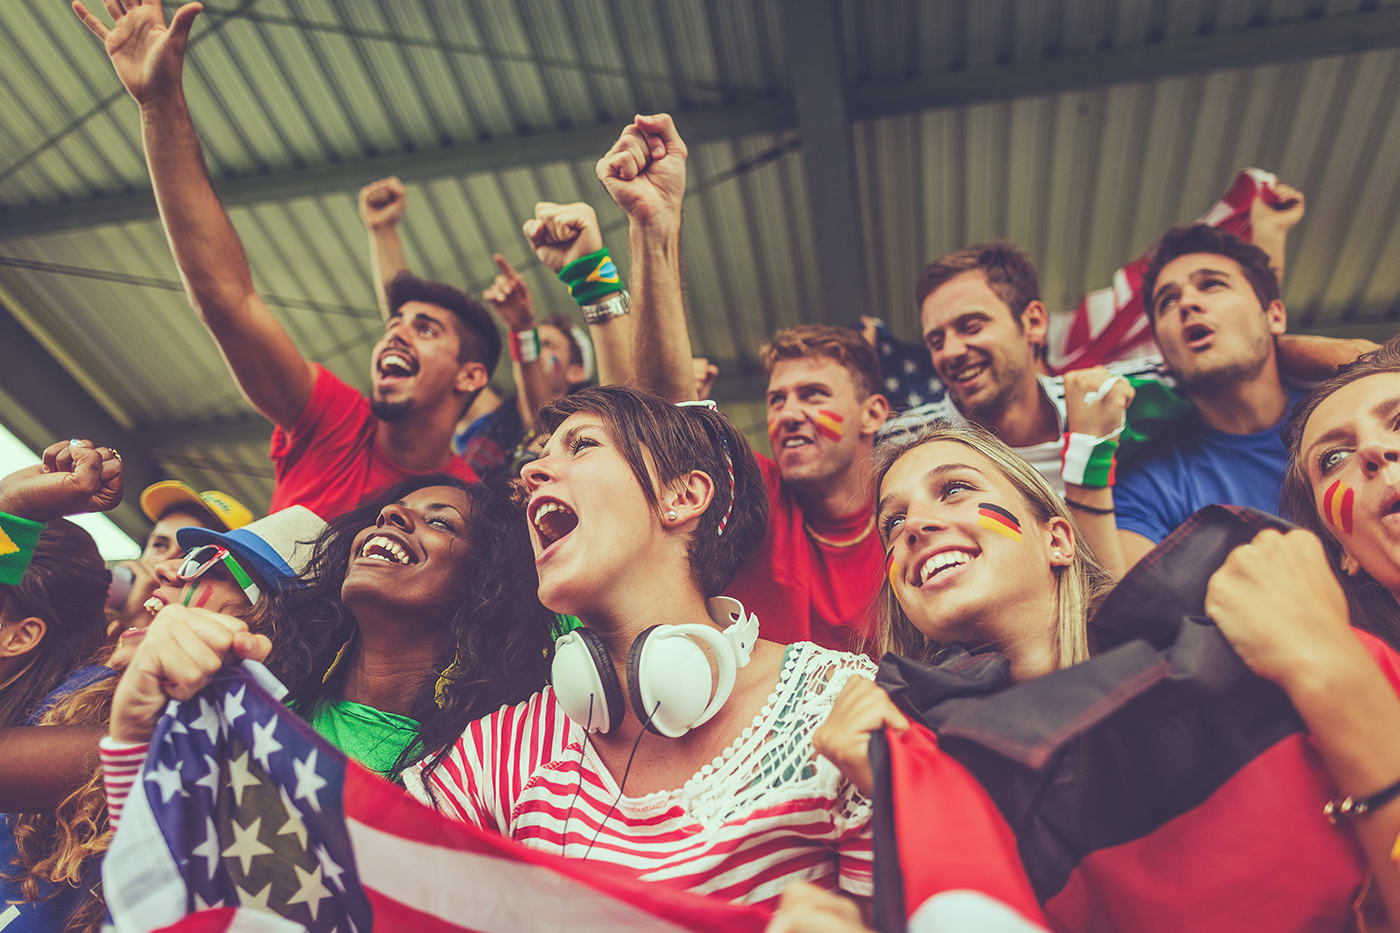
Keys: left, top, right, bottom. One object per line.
{"left": 868, "top": 420, "right": 1114, "bottom": 670}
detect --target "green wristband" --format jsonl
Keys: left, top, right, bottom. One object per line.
{"left": 0, "top": 511, "right": 44, "bottom": 587}
{"left": 558, "top": 248, "right": 621, "bottom": 306}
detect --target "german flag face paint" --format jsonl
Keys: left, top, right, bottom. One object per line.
{"left": 1323, "top": 480, "right": 1355, "bottom": 535}
{"left": 813, "top": 409, "right": 845, "bottom": 442}
{"left": 885, "top": 546, "right": 900, "bottom": 590}
{"left": 977, "top": 503, "right": 1022, "bottom": 542}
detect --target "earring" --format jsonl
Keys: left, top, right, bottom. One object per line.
{"left": 666, "top": 509, "right": 678, "bottom": 522}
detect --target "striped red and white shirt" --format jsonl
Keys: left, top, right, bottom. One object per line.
{"left": 403, "top": 641, "right": 877, "bottom": 909}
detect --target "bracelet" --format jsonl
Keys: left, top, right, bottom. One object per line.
{"left": 1061, "top": 432, "right": 1119, "bottom": 488}
{"left": 1064, "top": 498, "right": 1115, "bottom": 515}
{"left": 558, "top": 248, "right": 622, "bottom": 306}
{"left": 1324, "top": 776, "right": 1400, "bottom": 824}
{"left": 508, "top": 327, "right": 541, "bottom": 364}
{"left": 580, "top": 289, "right": 630, "bottom": 326}
{"left": 0, "top": 511, "right": 45, "bottom": 586}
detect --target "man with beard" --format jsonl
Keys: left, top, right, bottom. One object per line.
{"left": 73, "top": 0, "right": 492, "bottom": 518}
{"left": 1108, "top": 224, "right": 1307, "bottom": 566}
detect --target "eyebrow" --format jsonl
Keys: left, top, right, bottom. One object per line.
{"left": 1152, "top": 268, "right": 1234, "bottom": 308}
{"left": 1303, "top": 396, "right": 1400, "bottom": 463}
{"left": 876, "top": 462, "right": 984, "bottom": 515}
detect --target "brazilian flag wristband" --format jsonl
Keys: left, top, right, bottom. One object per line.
{"left": 0, "top": 511, "right": 43, "bottom": 586}
{"left": 558, "top": 248, "right": 621, "bottom": 306}
{"left": 1061, "top": 433, "right": 1119, "bottom": 488}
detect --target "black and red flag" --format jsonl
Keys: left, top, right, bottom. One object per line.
{"left": 871, "top": 505, "right": 1398, "bottom": 933}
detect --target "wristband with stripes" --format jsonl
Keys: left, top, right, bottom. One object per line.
{"left": 0, "top": 511, "right": 43, "bottom": 586}
{"left": 509, "top": 327, "right": 542, "bottom": 364}
{"left": 558, "top": 247, "right": 622, "bottom": 306}
{"left": 1061, "top": 433, "right": 1119, "bottom": 488}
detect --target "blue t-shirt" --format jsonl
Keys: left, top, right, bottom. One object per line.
{"left": 1115, "top": 388, "right": 1304, "bottom": 544}
{"left": 0, "top": 665, "right": 117, "bottom": 931}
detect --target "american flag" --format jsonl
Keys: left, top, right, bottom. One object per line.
{"left": 103, "top": 663, "right": 769, "bottom": 933}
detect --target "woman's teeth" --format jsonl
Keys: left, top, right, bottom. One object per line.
{"left": 918, "top": 550, "right": 974, "bottom": 584}
{"left": 360, "top": 535, "right": 412, "bottom": 564}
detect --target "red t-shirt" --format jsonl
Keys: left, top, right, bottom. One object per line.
{"left": 725, "top": 454, "right": 883, "bottom": 653}
{"left": 268, "top": 364, "right": 478, "bottom": 518}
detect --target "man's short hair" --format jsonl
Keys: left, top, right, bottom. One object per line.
{"left": 385, "top": 271, "right": 502, "bottom": 377}
{"left": 914, "top": 241, "right": 1041, "bottom": 323}
{"left": 1140, "top": 224, "right": 1280, "bottom": 324}
{"left": 759, "top": 325, "right": 883, "bottom": 399}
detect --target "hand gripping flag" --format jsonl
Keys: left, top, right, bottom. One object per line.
{"left": 102, "top": 663, "right": 770, "bottom": 933}
{"left": 871, "top": 505, "right": 1399, "bottom": 933}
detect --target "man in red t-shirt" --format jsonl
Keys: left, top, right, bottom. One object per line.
{"left": 595, "top": 113, "right": 890, "bottom": 651}
{"left": 79, "top": 4, "right": 493, "bottom": 519}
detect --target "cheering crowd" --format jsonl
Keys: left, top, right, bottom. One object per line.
{"left": 3, "top": 0, "right": 1400, "bottom": 930}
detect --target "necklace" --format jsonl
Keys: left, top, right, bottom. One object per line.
{"left": 803, "top": 515, "right": 876, "bottom": 549}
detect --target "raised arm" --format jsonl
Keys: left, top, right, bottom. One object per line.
{"left": 523, "top": 200, "right": 635, "bottom": 387}
{"left": 1250, "top": 181, "right": 1304, "bottom": 285}
{"left": 480, "top": 254, "right": 554, "bottom": 433}
{"left": 73, "top": 0, "right": 313, "bottom": 430}
{"left": 1277, "top": 334, "right": 1380, "bottom": 382}
{"left": 359, "top": 176, "right": 409, "bottom": 320}
{"left": 596, "top": 114, "right": 693, "bottom": 402}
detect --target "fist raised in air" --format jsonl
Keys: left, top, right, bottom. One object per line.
{"left": 596, "top": 114, "right": 688, "bottom": 236}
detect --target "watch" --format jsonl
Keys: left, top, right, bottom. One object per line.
{"left": 580, "top": 289, "right": 630, "bottom": 325}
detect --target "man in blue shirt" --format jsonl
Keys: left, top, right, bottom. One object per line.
{"left": 1113, "top": 224, "right": 1307, "bottom": 566}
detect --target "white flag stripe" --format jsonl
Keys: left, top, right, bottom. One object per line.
{"left": 101, "top": 760, "right": 193, "bottom": 933}
{"left": 346, "top": 817, "right": 696, "bottom": 933}
{"left": 909, "top": 890, "right": 1049, "bottom": 933}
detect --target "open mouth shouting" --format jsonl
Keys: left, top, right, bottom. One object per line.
{"left": 1182, "top": 322, "right": 1215, "bottom": 351}
{"left": 376, "top": 346, "right": 419, "bottom": 382}
{"left": 911, "top": 547, "right": 978, "bottom": 589}
{"left": 529, "top": 496, "right": 579, "bottom": 560}
{"left": 358, "top": 532, "right": 419, "bottom": 566}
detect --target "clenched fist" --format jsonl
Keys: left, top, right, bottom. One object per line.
{"left": 523, "top": 201, "right": 605, "bottom": 274}
{"left": 360, "top": 176, "right": 407, "bottom": 230}
{"left": 0, "top": 439, "right": 124, "bottom": 522}
{"left": 596, "top": 114, "right": 687, "bottom": 237}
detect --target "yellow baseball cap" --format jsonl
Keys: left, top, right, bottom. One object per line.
{"left": 139, "top": 481, "right": 255, "bottom": 532}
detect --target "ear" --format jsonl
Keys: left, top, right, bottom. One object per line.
{"left": 1044, "top": 515, "right": 1075, "bottom": 569}
{"left": 0, "top": 615, "right": 46, "bottom": 660}
{"left": 1020, "top": 300, "right": 1050, "bottom": 351}
{"left": 660, "top": 469, "right": 716, "bottom": 528}
{"left": 565, "top": 362, "right": 587, "bottom": 386}
{"left": 454, "top": 361, "right": 490, "bottom": 396}
{"left": 1339, "top": 549, "right": 1362, "bottom": 578}
{"left": 1265, "top": 298, "right": 1287, "bottom": 337}
{"left": 858, "top": 392, "right": 892, "bottom": 437}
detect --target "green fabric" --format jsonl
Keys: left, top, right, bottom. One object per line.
{"left": 309, "top": 700, "right": 421, "bottom": 780}
{"left": 1080, "top": 437, "right": 1119, "bottom": 488}
{"left": 557, "top": 247, "right": 622, "bottom": 305}
{"left": 552, "top": 613, "right": 581, "bottom": 639}
{"left": 0, "top": 511, "right": 43, "bottom": 587}
{"left": 1119, "top": 378, "right": 1197, "bottom": 466}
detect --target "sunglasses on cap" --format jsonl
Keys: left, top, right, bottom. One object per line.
{"left": 176, "top": 545, "right": 261, "bottom": 606}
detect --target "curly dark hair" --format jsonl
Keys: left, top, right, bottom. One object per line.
{"left": 264, "top": 475, "right": 556, "bottom": 777}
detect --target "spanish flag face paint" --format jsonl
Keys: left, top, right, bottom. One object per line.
{"left": 885, "top": 546, "right": 900, "bottom": 590}
{"left": 1323, "top": 480, "right": 1355, "bottom": 535}
{"left": 977, "top": 503, "right": 1022, "bottom": 542}
{"left": 813, "top": 409, "right": 845, "bottom": 442}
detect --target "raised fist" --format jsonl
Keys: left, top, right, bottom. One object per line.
{"left": 1252, "top": 180, "right": 1305, "bottom": 237}
{"left": 0, "top": 439, "right": 125, "bottom": 523}
{"left": 1062, "top": 367, "right": 1135, "bottom": 440}
{"left": 73, "top": 0, "right": 202, "bottom": 106}
{"left": 360, "top": 176, "right": 407, "bottom": 230}
{"left": 482, "top": 254, "right": 536, "bottom": 332}
{"left": 595, "top": 114, "right": 687, "bottom": 236}
{"left": 522, "top": 201, "right": 604, "bottom": 274}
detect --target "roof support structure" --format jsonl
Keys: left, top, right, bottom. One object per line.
{"left": 781, "top": 0, "right": 868, "bottom": 326}
{"left": 4, "top": 7, "right": 1400, "bottom": 242}
{"left": 0, "top": 297, "right": 163, "bottom": 539}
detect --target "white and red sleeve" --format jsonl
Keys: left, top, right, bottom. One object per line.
{"left": 99, "top": 736, "right": 148, "bottom": 830}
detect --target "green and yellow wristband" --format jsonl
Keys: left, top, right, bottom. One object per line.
{"left": 0, "top": 511, "right": 44, "bottom": 586}
{"left": 558, "top": 247, "right": 621, "bottom": 306}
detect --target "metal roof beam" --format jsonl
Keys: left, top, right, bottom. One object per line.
{"left": 0, "top": 298, "right": 164, "bottom": 540}
{"left": 782, "top": 0, "right": 868, "bottom": 326}
{"left": 850, "top": 7, "right": 1400, "bottom": 119}
{"left": 0, "top": 99, "right": 797, "bottom": 241}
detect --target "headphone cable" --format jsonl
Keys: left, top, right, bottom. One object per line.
{"left": 583, "top": 700, "right": 658, "bottom": 861}
{"left": 561, "top": 695, "right": 593, "bottom": 851}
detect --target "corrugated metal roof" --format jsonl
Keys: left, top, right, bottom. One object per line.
{"left": 3, "top": 0, "right": 1399, "bottom": 523}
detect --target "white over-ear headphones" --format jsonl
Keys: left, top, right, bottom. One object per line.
{"left": 549, "top": 596, "right": 759, "bottom": 739}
